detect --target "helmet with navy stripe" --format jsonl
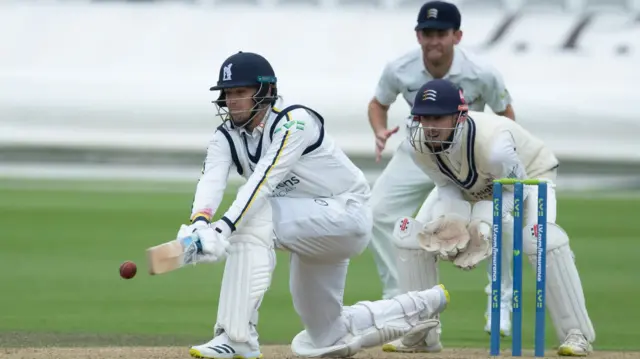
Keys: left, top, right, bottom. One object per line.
{"left": 210, "top": 51, "right": 278, "bottom": 128}
{"left": 409, "top": 79, "right": 468, "bottom": 154}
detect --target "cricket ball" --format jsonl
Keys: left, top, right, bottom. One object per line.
{"left": 119, "top": 261, "right": 137, "bottom": 279}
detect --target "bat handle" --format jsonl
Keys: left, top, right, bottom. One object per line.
{"left": 180, "top": 234, "right": 204, "bottom": 254}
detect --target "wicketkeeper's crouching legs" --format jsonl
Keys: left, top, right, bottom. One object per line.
{"left": 385, "top": 190, "right": 517, "bottom": 353}
{"left": 521, "top": 179, "right": 595, "bottom": 356}
{"left": 521, "top": 220, "right": 596, "bottom": 356}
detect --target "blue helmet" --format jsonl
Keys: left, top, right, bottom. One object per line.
{"left": 409, "top": 79, "right": 468, "bottom": 154}
{"left": 411, "top": 78, "right": 466, "bottom": 116}
{"left": 210, "top": 51, "right": 278, "bottom": 127}
{"left": 415, "top": 1, "right": 462, "bottom": 31}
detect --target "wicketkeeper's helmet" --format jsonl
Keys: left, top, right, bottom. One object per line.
{"left": 409, "top": 79, "right": 469, "bottom": 154}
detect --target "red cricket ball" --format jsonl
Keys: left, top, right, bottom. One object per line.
{"left": 119, "top": 261, "right": 137, "bottom": 279}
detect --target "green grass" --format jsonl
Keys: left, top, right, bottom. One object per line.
{"left": 0, "top": 179, "right": 638, "bottom": 350}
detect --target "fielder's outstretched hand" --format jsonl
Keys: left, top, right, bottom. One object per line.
{"left": 375, "top": 126, "right": 399, "bottom": 163}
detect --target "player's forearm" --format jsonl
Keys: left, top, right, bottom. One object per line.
{"left": 368, "top": 98, "right": 390, "bottom": 134}
{"left": 190, "top": 138, "right": 233, "bottom": 223}
{"left": 497, "top": 104, "right": 516, "bottom": 121}
{"left": 190, "top": 169, "right": 230, "bottom": 223}
{"left": 489, "top": 131, "right": 529, "bottom": 183}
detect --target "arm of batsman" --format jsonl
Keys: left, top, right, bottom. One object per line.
{"left": 418, "top": 199, "right": 472, "bottom": 260}
{"left": 453, "top": 200, "right": 495, "bottom": 270}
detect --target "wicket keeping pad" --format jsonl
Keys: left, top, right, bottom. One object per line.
{"left": 392, "top": 217, "right": 439, "bottom": 291}
{"left": 522, "top": 222, "right": 595, "bottom": 343}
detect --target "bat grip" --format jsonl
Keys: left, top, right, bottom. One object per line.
{"left": 180, "top": 234, "right": 204, "bottom": 254}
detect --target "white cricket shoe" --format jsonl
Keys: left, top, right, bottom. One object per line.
{"left": 484, "top": 296, "right": 512, "bottom": 337}
{"left": 189, "top": 331, "right": 262, "bottom": 359}
{"left": 381, "top": 284, "right": 449, "bottom": 353}
{"left": 558, "top": 329, "right": 593, "bottom": 356}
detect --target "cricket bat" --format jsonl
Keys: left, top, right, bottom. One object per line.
{"left": 146, "top": 234, "right": 201, "bottom": 275}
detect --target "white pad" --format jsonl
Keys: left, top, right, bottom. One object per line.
{"left": 522, "top": 223, "right": 595, "bottom": 343}
{"left": 291, "top": 289, "right": 444, "bottom": 357}
{"left": 216, "top": 241, "right": 275, "bottom": 343}
{"left": 215, "top": 206, "right": 276, "bottom": 343}
{"left": 392, "top": 217, "right": 439, "bottom": 292}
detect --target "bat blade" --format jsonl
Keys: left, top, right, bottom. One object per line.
{"left": 146, "top": 236, "right": 197, "bottom": 275}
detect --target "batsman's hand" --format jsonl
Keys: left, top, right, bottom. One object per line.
{"left": 176, "top": 221, "right": 209, "bottom": 240}
{"left": 193, "top": 224, "right": 230, "bottom": 263}
{"left": 375, "top": 126, "right": 399, "bottom": 163}
{"left": 419, "top": 214, "right": 470, "bottom": 260}
{"left": 453, "top": 219, "right": 492, "bottom": 270}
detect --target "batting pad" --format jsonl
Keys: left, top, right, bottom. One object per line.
{"left": 522, "top": 223, "right": 595, "bottom": 343}
{"left": 216, "top": 240, "right": 275, "bottom": 343}
{"left": 392, "top": 218, "right": 439, "bottom": 292}
{"left": 291, "top": 291, "right": 441, "bottom": 357}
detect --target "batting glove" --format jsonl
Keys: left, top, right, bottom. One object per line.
{"left": 193, "top": 225, "right": 230, "bottom": 263}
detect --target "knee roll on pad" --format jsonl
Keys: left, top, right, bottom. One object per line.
{"left": 233, "top": 203, "right": 275, "bottom": 248}
{"left": 522, "top": 223, "right": 595, "bottom": 343}
{"left": 392, "top": 217, "right": 424, "bottom": 251}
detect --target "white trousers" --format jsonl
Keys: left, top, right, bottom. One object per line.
{"left": 369, "top": 140, "right": 432, "bottom": 298}
{"left": 271, "top": 194, "right": 372, "bottom": 348}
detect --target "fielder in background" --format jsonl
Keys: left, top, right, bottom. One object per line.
{"left": 178, "top": 51, "right": 450, "bottom": 359}
{"left": 392, "top": 78, "right": 595, "bottom": 357}
{"left": 368, "top": 0, "right": 516, "bottom": 350}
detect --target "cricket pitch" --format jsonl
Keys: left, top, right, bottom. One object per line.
{"left": 3, "top": 346, "right": 640, "bottom": 359}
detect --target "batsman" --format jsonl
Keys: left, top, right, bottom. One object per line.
{"left": 162, "top": 51, "right": 450, "bottom": 359}
{"left": 389, "top": 78, "right": 595, "bottom": 356}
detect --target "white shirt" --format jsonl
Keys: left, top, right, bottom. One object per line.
{"left": 411, "top": 111, "right": 559, "bottom": 203}
{"left": 189, "top": 98, "right": 370, "bottom": 233}
{"left": 374, "top": 47, "right": 512, "bottom": 116}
